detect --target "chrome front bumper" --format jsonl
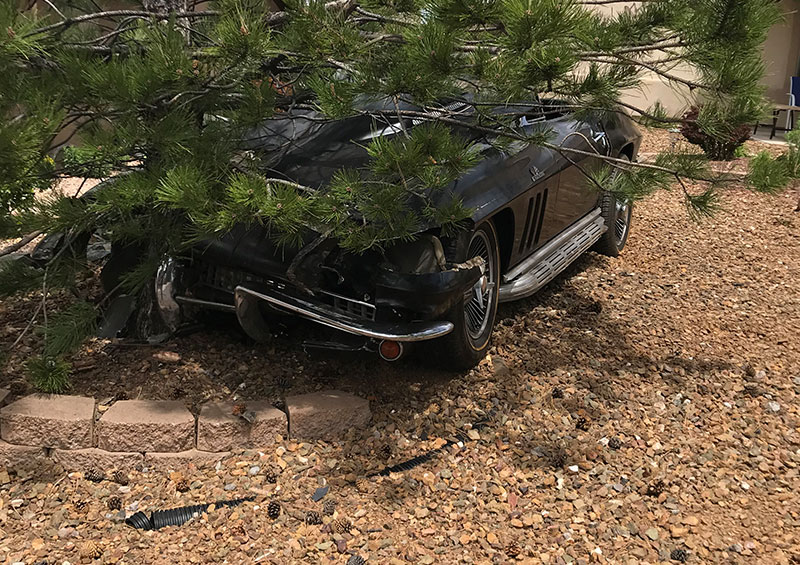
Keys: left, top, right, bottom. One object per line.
{"left": 234, "top": 285, "right": 454, "bottom": 342}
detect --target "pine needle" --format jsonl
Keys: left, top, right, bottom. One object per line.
{"left": 40, "top": 301, "right": 97, "bottom": 358}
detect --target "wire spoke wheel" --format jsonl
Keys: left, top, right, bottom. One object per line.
{"left": 464, "top": 230, "right": 496, "bottom": 341}
{"left": 614, "top": 199, "right": 631, "bottom": 245}
{"left": 594, "top": 153, "right": 633, "bottom": 258}
{"left": 437, "top": 221, "right": 500, "bottom": 370}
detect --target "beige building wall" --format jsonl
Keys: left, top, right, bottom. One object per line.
{"left": 593, "top": 0, "right": 800, "bottom": 114}
{"left": 761, "top": 0, "right": 800, "bottom": 104}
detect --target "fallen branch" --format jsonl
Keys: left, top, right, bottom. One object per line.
{"left": 0, "top": 231, "right": 41, "bottom": 258}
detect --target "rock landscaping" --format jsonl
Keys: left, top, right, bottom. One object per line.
{"left": 0, "top": 129, "right": 798, "bottom": 563}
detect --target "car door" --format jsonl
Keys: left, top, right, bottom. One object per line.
{"left": 505, "top": 139, "right": 562, "bottom": 268}
{"left": 550, "top": 120, "right": 609, "bottom": 233}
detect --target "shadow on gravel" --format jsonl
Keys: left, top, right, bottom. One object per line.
{"left": 492, "top": 252, "right": 739, "bottom": 398}
{"left": 161, "top": 250, "right": 736, "bottom": 414}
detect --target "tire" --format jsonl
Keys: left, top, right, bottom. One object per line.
{"left": 594, "top": 156, "right": 633, "bottom": 257}
{"left": 437, "top": 221, "right": 501, "bottom": 370}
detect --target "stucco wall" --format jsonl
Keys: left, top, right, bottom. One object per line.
{"left": 761, "top": 0, "right": 800, "bottom": 103}
{"left": 593, "top": 0, "right": 800, "bottom": 113}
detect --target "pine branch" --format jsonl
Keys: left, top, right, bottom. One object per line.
{"left": 24, "top": 10, "right": 218, "bottom": 38}
{"left": 353, "top": 6, "right": 415, "bottom": 26}
{"left": 590, "top": 53, "right": 710, "bottom": 91}
{"left": 41, "top": 300, "right": 97, "bottom": 357}
{"left": 579, "top": 39, "right": 686, "bottom": 58}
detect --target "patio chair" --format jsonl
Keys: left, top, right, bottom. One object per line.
{"left": 753, "top": 78, "right": 800, "bottom": 139}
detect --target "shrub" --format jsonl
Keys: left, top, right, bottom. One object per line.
{"left": 748, "top": 129, "right": 800, "bottom": 194}
{"left": 26, "top": 356, "right": 72, "bottom": 394}
{"left": 680, "top": 106, "right": 751, "bottom": 161}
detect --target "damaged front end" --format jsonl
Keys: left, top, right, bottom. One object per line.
{"left": 156, "top": 231, "right": 483, "bottom": 357}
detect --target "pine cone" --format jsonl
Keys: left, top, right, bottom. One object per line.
{"left": 175, "top": 478, "right": 190, "bottom": 493}
{"left": 107, "top": 496, "right": 122, "bottom": 511}
{"left": 646, "top": 479, "right": 666, "bottom": 497}
{"left": 264, "top": 468, "right": 278, "bottom": 484}
{"left": 379, "top": 444, "right": 392, "bottom": 459}
{"left": 267, "top": 500, "right": 281, "bottom": 519}
{"left": 305, "top": 510, "right": 322, "bottom": 525}
{"left": 575, "top": 416, "right": 589, "bottom": 431}
{"left": 79, "top": 540, "right": 103, "bottom": 559}
{"left": 548, "top": 446, "right": 567, "bottom": 468}
{"left": 112, "top": 470, "right": 129, "bottom": 485}
{"left": 551, "top": 387, "right": 564, "bottom": 399}
{"left": 347, "top": 556, "right": 366, "bottom": 565}
{"left": 85, "top": 468, "right": 104, "bottom": 483}
{"left": 231, "top": 403, "right": 247, "bottom": 416}
{"left": 332, "top": 518, "right": 351, "bottom": 534}
{"left": 670, "top": 548, "right": 688, "bottom": 563}
{"left": 74, "top": 500, "right": 88, "bottom": 512}
{"left": 608, "top": 437, "right": 622, "bottom": 450}
{"left": 506, "top": 540, "right": 522, "bottom": 557}
{"left": 322, "top": 499, "right": 337, "bottom": 516}
{"left": 356, "top": 478, "right": 370, "bottom": 493}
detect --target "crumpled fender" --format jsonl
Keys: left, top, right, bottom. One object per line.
{"left": 374, "top": 258, "right": 483, "bottom": 320}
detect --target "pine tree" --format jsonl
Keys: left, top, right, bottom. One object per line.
{"left": 0, "top": 0, "right": 793, "bottom": 371}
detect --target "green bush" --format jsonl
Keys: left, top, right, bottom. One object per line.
{"left": 26, "top": 356, "right": 72, "bottom": 394}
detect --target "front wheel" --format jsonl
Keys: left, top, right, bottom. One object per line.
{"left": 437, "top": 222, "right": 501, "bottom": 369}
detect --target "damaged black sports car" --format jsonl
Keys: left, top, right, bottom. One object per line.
{"left": 37, "top": 98, "right": 641, "bottom": 368}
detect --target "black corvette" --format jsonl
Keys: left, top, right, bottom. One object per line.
{"left": 38, "top": 98, "right": 641, "bottom": 368}
{"left": 146, "top": 98, "right": 641, "bottom": 367}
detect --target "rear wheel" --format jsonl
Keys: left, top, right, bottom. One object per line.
{"left": 438, "top": 222, "right": 500, "bottom": 369}
{"left": 594, "top": 156, "right": 633, "bottom": 257}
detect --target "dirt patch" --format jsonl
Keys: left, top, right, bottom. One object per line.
{"left": 1, "top": 131, "right": 799, "bottom": 563}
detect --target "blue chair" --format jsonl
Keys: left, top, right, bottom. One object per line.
{"left": 758, "top": 77, "right": 800, "bottom": 139}
{"left": 787, "top": 76, "right": 800, "bottom": 132}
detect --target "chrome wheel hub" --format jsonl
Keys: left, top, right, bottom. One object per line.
{"left": 464, "top": 231, "right": 496, "bottom": 340}
{"left": 614, "top": 199, "right": 630, "bottom": 245}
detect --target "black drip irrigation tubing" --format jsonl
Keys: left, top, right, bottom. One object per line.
{"left": 369, "top": 418, "right": 491, "bottom": 477}
{"left": 126, "top": 496, "right": 255, "bottom": 531}
{"left": 125, "top": 417, "right": 492, "bottom": 529}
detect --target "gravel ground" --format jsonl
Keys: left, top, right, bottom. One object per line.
{"left": 1, "top": 129, "right": 800, "bottom": 564}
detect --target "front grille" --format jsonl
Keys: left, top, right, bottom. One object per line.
{"left": 196, "top": 263, "right": 277, "bottom": 294}
{"left": 319, "top": 290, "right": 376, "bottom": 321}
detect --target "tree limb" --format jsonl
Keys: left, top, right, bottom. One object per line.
{"left": 579, "top": 39, "right": 686, "bottom": 58}
{"left": 587, "top": 52, "right": 709, "bottom": 91}
{"left": 25, "top": 10, "right": 218, "bottom": 38}
{"left": 0, "top": 231, "right": 42, "bottom": 258}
